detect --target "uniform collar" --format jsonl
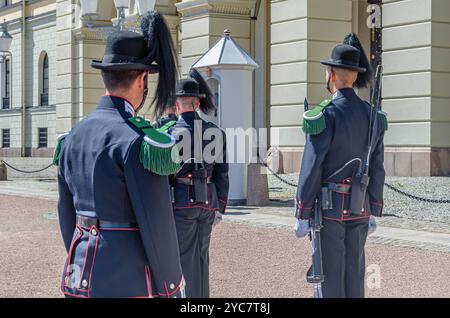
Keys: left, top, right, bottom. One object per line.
{"left": 98, "top": 95, "right": 136, "bottom": 119}
{"left": 332, "top": 87, "right": 356, "bottom": 100}
{"left": 180, "top": 111, "right": 200, "bottom": 125}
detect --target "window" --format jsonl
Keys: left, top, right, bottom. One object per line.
{"left": 1, "top": 129, "right": 10, "bottom": 148}
{"left": 0, "top": 1, "right": 10, "bottom": 8}
{"left": 41, "top": 53, "right": 49, "bottom": 106}
{"left": 38, "top": 128, "right": 48, "bottom": 148}
{"left": 2, "top": 58, "right": 10, "bottom": 109}
{"left": 206, "top": 77, "right": 220, "bottom": 119}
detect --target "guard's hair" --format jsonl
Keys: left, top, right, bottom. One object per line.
{"left": 101, "top": 70, "right": 144, "bottom": 91}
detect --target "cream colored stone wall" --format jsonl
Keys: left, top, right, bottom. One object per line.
{"left": 382, "top": 0, "right": 450, "bottom": 175}
{"left": 177, "top": 0, "right": 253, "bottom": 77}
{"left": 0, "top": 1, "right": 57, "bottom": 156}
{"left": 270, "top": 0, "right": 352, "bottom": 149}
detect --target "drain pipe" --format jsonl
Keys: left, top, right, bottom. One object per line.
{"left": 20, "top": 0, "right": 26, "bottom": 157}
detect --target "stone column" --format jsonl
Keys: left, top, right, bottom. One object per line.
{"left": 382, "top": 0, "right": 450, "bottom": 176}
{"left": 55, "top": 0, "right": 76, "bottom": 135}
{"left": 269, "top": 0, "right": 352, "bottom": 173}
{"left": 176, "top": 0, "right": 256, "bottom": 76}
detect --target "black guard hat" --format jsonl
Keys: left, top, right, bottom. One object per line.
{"left": 91, "top": 11, "right": 178, "bottom": 118}
{"left": 91, "top": 31, "right": 158, "bottom": 72}
{"left": 320, "top": 44, "right": 367, "bottom": 73}
{"left": 175, "top": 79, "right": 206, "bottom": 99}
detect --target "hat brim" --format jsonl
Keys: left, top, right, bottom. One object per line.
{"left": 175, "top": 93, "right": 206, "bottom": 98}
{"left": 320, "top": 60, "right": 366, "bottom": 73}
{"left": 91, "top": 60, "right": 159, "bottom": 73}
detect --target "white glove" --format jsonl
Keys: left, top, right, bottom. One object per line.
{"left": 294, "top": 219, "right": 310, "bottom": 238}
{"left": 213, "top": 211, "right": 223, "bottom": 227}
{"left": 368, "top": 215, "right": 377, "bottom": 236}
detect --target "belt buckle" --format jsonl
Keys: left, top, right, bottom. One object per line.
{"left": 77, "top": 216, "right": 99, "bottom": 228}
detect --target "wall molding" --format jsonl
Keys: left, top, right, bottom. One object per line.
{"left": 176, "top": 0, "right": 257, "bottom": 18}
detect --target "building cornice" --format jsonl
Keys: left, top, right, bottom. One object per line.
{"left": 73, "top": 27, "right": 109, "bottom": 42}
{"left": 176, "top": 0, "right": 257, "bottom": 18}
{"left": 74, "top": 13, "right": 180, "bottom": 42}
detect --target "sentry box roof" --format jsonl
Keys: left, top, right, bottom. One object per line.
{"left": 193, "top": 29, "right": 259, "bottom": 70}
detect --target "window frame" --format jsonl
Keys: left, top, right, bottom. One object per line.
{"left": 2, "top": 57, "right": 11, "bottom": 110}
{"left": 1, "top": 128, "right": 10, "bottom": 148}
{"left": 40, "top": 53, "right": 49, "bottom": 106}
{"left": 38, "top": 127, "right": 48, "bottom": 148}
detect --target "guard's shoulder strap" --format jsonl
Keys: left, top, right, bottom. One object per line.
{"left": 302, "top": 99, "right": 332, "bottom": 135}
{"left": 53, "top": 132, "right": 70, "bottom": 166}
{"left": 378, "top": 110, "right": 388, "bottom": 131}
{"left": 128, "top": 116, "right": 181, "bottom": 176}
{"left": 157, "top": 120, "right": 177, "bottom": 133}
{"left": 364, "top": 101, "right": 388, "bottom": 131}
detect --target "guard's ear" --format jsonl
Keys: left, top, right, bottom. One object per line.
{"left": 138, "top": 71, "right": 147, "bottom": 88}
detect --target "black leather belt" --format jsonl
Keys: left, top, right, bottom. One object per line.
{"left": 76, "top": 215, "right": 138, "bottom": 229}
{"left": 175, "top": 177, "right": 212, "bottom": 186}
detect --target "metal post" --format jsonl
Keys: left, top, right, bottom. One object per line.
{"left": 117, "top": 7, "right": 126, "bottom": 31}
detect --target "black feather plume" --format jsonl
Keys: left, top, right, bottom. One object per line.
{"left": 189, "top": 68, "right": 216, "bottom": 115}
{"left": 343, "top": 33, "right": 373, "bottom": 88}
{"left": 141, "top": 11, "right": 178, "bottom": 118}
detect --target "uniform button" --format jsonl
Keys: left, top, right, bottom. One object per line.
{"left": 190, "top": 199, "right": 194, "bottom": 203}
{"left": 64, "top": 276, "right": 69, "bottom": 284}
{"left": 91, "top": 228, "right": 98, "bottom": 236}
{"left": 205, "top": 201, "right": 209, "bottom": 204}
{"left": 343, "top": 210, "right": 348, "bottom": 215}
{"left": 82, "top": 279, "right": 88, "bottom": 288}
{"left": 170, "top": 283, "right": 175, "bottom": 290}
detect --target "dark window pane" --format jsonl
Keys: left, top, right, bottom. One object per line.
{"left": 41, "top": 54, "right": 49, "bottom": 106}
{"left": 2, "top": 129, "right": 10, "bottom": 148}
{"left": 38, "top": 128, "right": 48, "bottom": 148}
{"left": 4, "top": 58, "right": 10, "bottom": 109}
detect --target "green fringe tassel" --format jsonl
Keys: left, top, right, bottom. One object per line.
{"left": 140, "top": 142, "right": 181, "bottom": 176}
{"left": 302, "top": 115, "right": 326, "bottom": 135}
{"left": 53, "top": 138, "right": 65, "bottom": 166}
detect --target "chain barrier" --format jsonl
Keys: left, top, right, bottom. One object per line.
{"left": 1, "top": 160, "right": 54, "bottom": 174}
{"left": 383, "top": 182, "right": 450, "bottom": 204}
{"left": 257, "top": 155, "right": 450, "bottom": 204}
{"left": 2, "top": 156, "right": 449, "bottom": 204}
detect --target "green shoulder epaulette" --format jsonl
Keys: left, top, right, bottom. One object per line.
{"left": 378, "top": 110, "right": 388, "bottom": 131}
{"left": 157, "top": 120, "right": 177, "bottom": 134}
{"left": 302, "top": 99, "right": 332, "bottom": 135}
{"left": 53, "top": 132, "right": 70, "bottom": 166}
{"left": 128, "top": 116, "right": 181, "bottom": 176}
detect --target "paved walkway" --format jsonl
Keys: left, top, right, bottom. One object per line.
{"left": 1, "top": 179, "right": 449, "bottom": 253}
{"left": 225, "top": 209, "right": 450, "bottom": 253}
{"left": 1, "top": 194, "right": 449, "bottom": 298}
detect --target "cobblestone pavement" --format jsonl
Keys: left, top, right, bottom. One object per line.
{"left": 0, "top": 195, "right": 449, "bottom": 298}
{"left": 268, "top": 174, "right": 450, "bottom": 231}
{"left": 1, "top": 178, "right": 450, "bottom": 251}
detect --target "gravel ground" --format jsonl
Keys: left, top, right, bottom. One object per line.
{"left": 1, "top": 195, "right": 449, "bottom": 298}
{"left": 268, "top": 174, "right": 450, "bottom": 224}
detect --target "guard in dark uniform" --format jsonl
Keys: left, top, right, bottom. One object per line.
{"left": 154, "top": 105, "right": 178, "bottom": 129}
{"left": 295, "top": 34, "right": 387, "bottom": 298}
{"left": 55, "top": 11, "right": 185, "bottom": 298}
{"left": 162, "top": 69, "right": 229, "bottom": 298}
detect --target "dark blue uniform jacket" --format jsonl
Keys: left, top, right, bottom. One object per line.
{"left": 168, "top": 111, "right": 229, "bottom": 214}
{"left": 296, "top": 88, "right": 385, "bottom": 221}
{"left": 57, "top": 95, "right": 184, "bottom": 298}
